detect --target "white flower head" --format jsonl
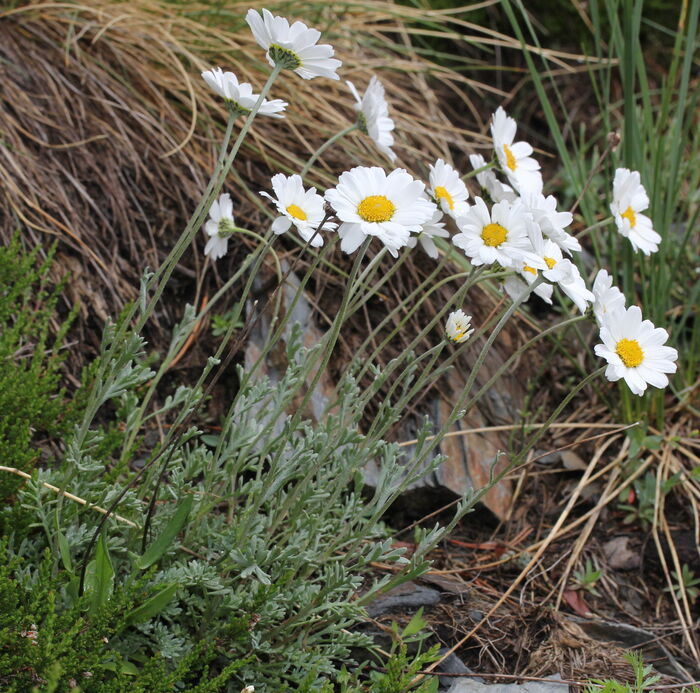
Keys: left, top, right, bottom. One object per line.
{"left": 245, "top": 9, "right": 341, "bottom": 80}
{"left": 201, "top": 68, "right": 287, "bottom": 117}
{"left": 504, "top": 273, "right": 554, "bottom": 305}
{"left": 427, "top": 159, "right": 470, "bottom": 219}
{"left": 610, "top": 168, "right": 660, "bottom": 255}
{"left": 446, "top": 309, "right": 474, "bottom": 344}
{"left": 594, "top": 306, "right": 678, "bottom": 396}
{"left": 469, "top": 154, "right": 517, "bottom": 203}
{"left": 203, "top": 193, "right": 235, "bottom": 261}
{"left": 260, "top": 174, "right": 336, "bottom": 247}
{"left": 453, "top": 197, "right": 545, "bottom": 269}
{"left": 347, "top": 76, "right": 396, "bottom": 162}
{"left": 490, "top": 107, "right": 543, "bottom": 195}
{"left": 523, "top": 192, "right": 581, "bottom": 254}
{"left": 406, "top": 205, "right": 449, "bottom": 259}
{"left": 324, "top": 166, "right": 435, "bottom": 257}
{"left": 592, "top": 269, "right": 626, "bottom": 327}
{"left": 241, "top": 687, "right": 255, "bottom": 693}
{"left": 538, "top": 239, "right": 594, "bottom": 314}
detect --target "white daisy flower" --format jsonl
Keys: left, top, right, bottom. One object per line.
{"left": 538, "top": 239, "right": 594, "bottom": 314}
{"left": 469, "top": 154, "right": 517, "bottom": 203}
{"left": 428, "top": 159, "right": 470, "bottom": 219}
{"left": 203, "top": 193, "right": 235, "bottom": 261}
{"left": 610, "top": 168, "right": 661, "bottom": 255}
{"left": 504, "top": 273, "right": 554, "bottom": 305}
{"left": 592, "top": 269, "right": 626, "bottom": 327}
{"left": 445, "top": 309, "right": 474, "bottom": 344}
{"left": 490, "top": 107, "right": 543, "bottom": 195}
{"left": 260, "top": 174, "right": 336, "bottom": 247}
{"left": 245, "top": 9, "right": 341, "bottom": 80}
{"left": 406, "top": 206, "right": 449, "bottom": 259}
{"left": 594, "top": 306, "right": 678, "bottom": 396}
{"left": 523, "top": 192, "right": 581, "bottom": 254}
{"left": 347, "top": 76, "right": 396, "bottom": 162}
{"left": 201, "top": 68, "right": 287, "bottom": 117}
{"left": 452, "top": 197, "right": 544, "bottom": 269}
{"left": 503, "top": 218, "right": 553, "bottom": 304}
{"left": 324, "top": 166, "right": 435, "bottom": 257}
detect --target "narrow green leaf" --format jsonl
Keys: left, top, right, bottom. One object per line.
{"left": 57, "top": 530, "right": 72, "bottom": 573}
{"left": 126, "top": 583, "right": 178, "bottom": 625}
{"left": 101, "top": 660, "right": 139, "bottom": 676}
{"left": 137, "top": 494, "right": 193, "bottom": 570}
{"left": 85, "top": 534, "right": 114, "bottom": 614}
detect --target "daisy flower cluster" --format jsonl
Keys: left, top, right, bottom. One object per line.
{"left": 196, "top": 7, "right": 677, "bottom": 398}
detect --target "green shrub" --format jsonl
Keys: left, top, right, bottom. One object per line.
{"left": 0, "top": 235, "right": 76, "bottom": 500}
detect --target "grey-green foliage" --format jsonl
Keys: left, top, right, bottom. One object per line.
{"left": 7, "top": 309, "right": 464, "bottom": 691}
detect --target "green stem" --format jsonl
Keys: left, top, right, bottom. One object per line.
{"left": 300, "top": 123, "right": 358, "bottom": 178}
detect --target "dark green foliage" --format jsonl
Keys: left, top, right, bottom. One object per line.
{"left": 0, "top": 542, "right": 248, "bottom": 692}
{"left": 0, "top": 235, "right": 76, "bottom": 499}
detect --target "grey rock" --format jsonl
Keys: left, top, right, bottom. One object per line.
{"left": 365, "top": 582, "right": 441, "bottom": 617}
{"left": 446, "top": 673, "right": 567, "bottom": 693}
{"left": 436, "top": 649, "right": 480, "bottom": 691}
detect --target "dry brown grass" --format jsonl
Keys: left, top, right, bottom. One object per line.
{"left": 0, "top": 1, "right": 496, "bottom": 323}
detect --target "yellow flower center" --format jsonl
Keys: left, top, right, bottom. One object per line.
{"left": 615, "top": 338, "right": 644, "bottom": 368}
{"left": 503, "top": 143, "right": 517, "bottom": 172}
{"left": 523, "top": 265, "right": 538, "bottom": 276}
{"left": 544, "top": 256, "right": 557, "bottom": 270}
{"left": 357, "top": 195, "right": 395, "bottom": 223}
{"left": 286, "top": 204, "right": 307, "bottom": 221}
{"left": 481, "top": 223, "right": 508, "bottom": 247}
{"left": 621, "top": 206, "right": 637, "bottom": 228}
{"left": 434, "top": 186, "right": 454, "bottom": 210}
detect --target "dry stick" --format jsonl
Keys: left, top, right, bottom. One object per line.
{"left": 653, "top": 440, "right": 700, "bottom": 664}
{"left": 395, "top": 423, "right": 637, "bottom": 539}
{"left": 0, "top": 466, "right": 138, "bottom": 528}
{"left": 412, "top": 428, "right": 623, "bottom": 683}
{"left": 463, "top": 450, "right": 660, "bottom": 576}
{"left": 551, "top": 463, "right": 622, "bottom": 609}
{"left": 397, "top": 421, "right": 631, "bottom": 449}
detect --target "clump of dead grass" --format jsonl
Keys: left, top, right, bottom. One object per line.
{"left": 0, "top": 0, "right": 511, "bottom": 326}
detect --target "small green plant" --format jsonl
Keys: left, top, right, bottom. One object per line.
{"left": 618, "top": 472, "right": 657, "bottom": 530}
{"left": 210, "top": 303, "right": 244, "bottom": 337}
{"left": 664, "top": 564, "right": 700, "bottom": 605}
{"left": 573, "top": 558, "right": 603, "bottom": 597}
{"left": 332, "top": 610, "right": 440, "bottom": 693}
{"left": 586, "top": 651, "right": 661, "bottom": 693}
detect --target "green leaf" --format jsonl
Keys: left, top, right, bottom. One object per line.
{"left": 402, "top": 607, "right": 426, "bottom": 638}
{"left": 57, "top": 530, "right": 73, "bottom": 573}
{"left": 126, "top": 583, "right": 178, "bottom": 625}
{"left": 101, "top": 659, "right": 139, "bottom": 676}
{"left": 137, "top": 494, "right": 193, "bottom": 570}
{"left": 85, "top": 534, "right": 114, "bottom": 614}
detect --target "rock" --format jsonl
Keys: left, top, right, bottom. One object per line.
{"left": 570, "top": 617, "right": 691, "bottom": 679}
{"left": 365, "top": 581, "right": 441, "bottom": 617}
{"left": 245, "top": 264, "right": 521, "bottom": 520}
{"left": 446, "top": 674, "right": 566, "bottom": 693}
{"left": 436, "top": 649, "right": 480, "bottom": 691}
{"left": 602, "top": 536, "right": 641, "bottom": 571}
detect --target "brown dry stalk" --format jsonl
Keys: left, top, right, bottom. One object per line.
{"left": 0, "top": 465, "right": 138, "bottom": 527}
{"left": 413, "top": 432, "right": 630, "bottom": 683}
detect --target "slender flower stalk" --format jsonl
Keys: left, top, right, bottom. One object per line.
{"left": 300, "top": 124, "right": 358, "bottom": 178}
